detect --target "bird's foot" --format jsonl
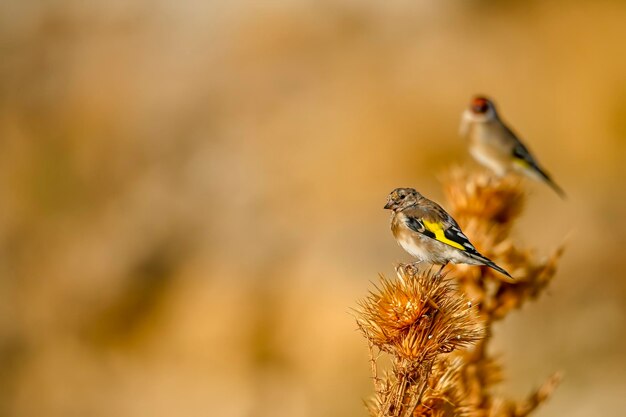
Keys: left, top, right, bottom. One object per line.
{"left": 402, "top": 261, "right": 422, "bottom": 275}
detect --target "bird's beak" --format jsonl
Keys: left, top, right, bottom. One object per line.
{"left": 383, "top": 201, "right": 393, "bottom": 210}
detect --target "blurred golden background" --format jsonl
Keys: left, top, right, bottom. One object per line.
{"left": 1, "top": 1, "right": 625, "bottom": 416}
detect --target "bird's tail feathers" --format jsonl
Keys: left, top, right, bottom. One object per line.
{"left": 468, "top": 252, "right": 513, "bottom": 279}
{"left": 485, "top": 260, "right": 513, "bottom": 279}
{"left": 531, "top": 164, "right": 567, "bottom": 199}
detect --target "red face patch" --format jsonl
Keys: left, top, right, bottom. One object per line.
{"left": 471, "top": 97, "right": 490, "bottom": 114}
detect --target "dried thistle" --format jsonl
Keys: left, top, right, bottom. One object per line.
{"left": 356, "top": 265, "right": 484, "bottom": 417}
{"left": 442, "top": 167, "right": 563, "bottom": 320}
{"left": 442, "top": 167, "right": 525, "bottom": 231}
{"left": 357, "top": 265, "right": 483, "bottom": 361}
{"left": 356, "top": 166, "right": 562, "bottom": 417}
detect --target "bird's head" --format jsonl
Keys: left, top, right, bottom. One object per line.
{"left": 466, "top": 96, "right": 497, "bottom": 120}
{"left": 384, "top": 188, "right": 421, "bottom": 211}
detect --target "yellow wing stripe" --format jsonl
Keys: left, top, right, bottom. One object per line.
{"left": 422, "top": 220, "right": 466, "bottom": 251}
{"left": 513, "top": 158, "right": 531, "bottom": 169}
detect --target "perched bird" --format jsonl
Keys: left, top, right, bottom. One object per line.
{"left": 460, "top": 96, "right": 565, "bottom": 198}
{"left": 384, "top": 188, "right": 512, "bottom": 278}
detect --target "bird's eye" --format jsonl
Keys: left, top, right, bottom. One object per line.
{"left": 399, "top": 195, "right": 405, "bottom": 199}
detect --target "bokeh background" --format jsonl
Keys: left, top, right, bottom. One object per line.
{"left": 1, "top": 1, "right": 626, "bottom": 416}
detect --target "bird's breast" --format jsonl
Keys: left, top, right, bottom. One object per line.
{"left": 393, "top": 227, "right": 433, "bottom": 261}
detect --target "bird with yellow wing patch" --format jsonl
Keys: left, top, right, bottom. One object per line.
{"left": 460, "top": 96, "right": 565, "bottom": 198}
{"left": 384, "top": 187, "right": 512, "bottom": 278}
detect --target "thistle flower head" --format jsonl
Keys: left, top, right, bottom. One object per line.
{"left": 357, "top": 265, "right": 484, "bottom": 362}
{"left": 443, "top": 167, "right": 525, "bottom": 241}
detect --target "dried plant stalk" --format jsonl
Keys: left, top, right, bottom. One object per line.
{"left": 356, "top": 167, "right": 563, "bottom": 417}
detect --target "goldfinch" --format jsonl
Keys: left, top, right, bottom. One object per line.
{"left": 460, "top": 96, "right": 565, "bottom": 198}
{"left": 384, "top": 188, "right": 512, "bottom": 278}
